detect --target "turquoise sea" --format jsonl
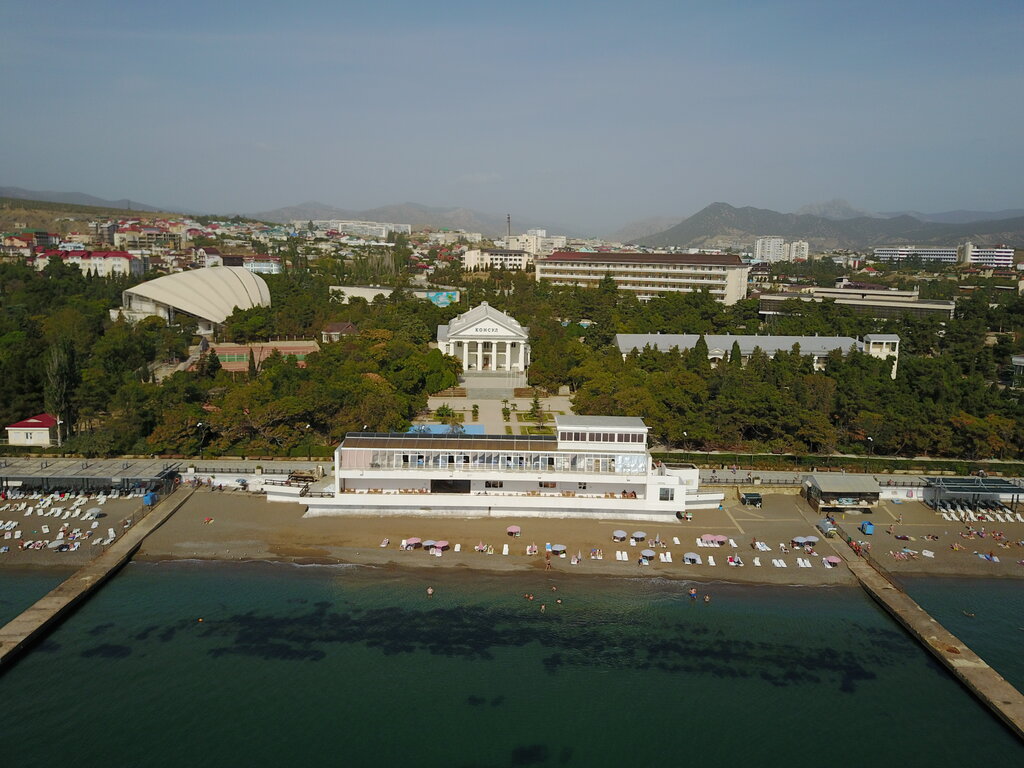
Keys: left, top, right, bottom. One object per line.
{"left": 1, "top": 561, "right": 1021, "bottom": 767}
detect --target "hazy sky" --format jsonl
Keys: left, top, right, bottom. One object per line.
{"left": 2, "top": 0, "right": 1022, "bottom": 233}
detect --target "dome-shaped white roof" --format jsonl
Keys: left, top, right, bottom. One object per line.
{"left": 125, "top": 267, "right": 270, "bottom": 324}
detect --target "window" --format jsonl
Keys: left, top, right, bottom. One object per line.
{"left": 485, "top": 480, "right": 503, "bottom": 488}
{"left": 659, "top": 488, "right": 674, "bottom": 501}
{"left": 577, "top": 482, "right": 587, "bottom": 490}
{"left": 539, "top": 482, "right": 556, "bottom": 489}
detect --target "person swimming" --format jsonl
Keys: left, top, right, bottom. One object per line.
{"left": 426, "top": 586, "right": 434, "bottom": 598}
{"left": 703, "top": 594, "right": 711, "bottom": 604}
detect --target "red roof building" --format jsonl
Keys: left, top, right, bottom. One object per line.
{"left": 5, "top": 413, "right": 57, "bottom": 447}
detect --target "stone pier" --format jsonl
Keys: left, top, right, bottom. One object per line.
{"left": 0, "top": 488, "right": 194, "bottom": 671}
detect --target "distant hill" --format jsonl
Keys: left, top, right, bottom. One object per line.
{"left": 604, "top": 216, "right": 683, "bottom": 243}
{"left": 878, "top": 208, "right": 1024, "bottom": 224}
{"left": 251, "top": 200, "right": 575, "bottom": 237}
{"left": 640, "top": 202, "right": 1024, "bottom": 250}
{"left": 0, "top": 195, "right": 183, "bottom": 233}
{"left": 794, "top": 199, "right": 877, "bottom": 220}
{"left": 0, "top": 185, "right": 168, "bottom": 213}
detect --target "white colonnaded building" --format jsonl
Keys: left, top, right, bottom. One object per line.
{"left": 437, "top": 302, "right": 530, "bottom": 372}
{"left": 266, "top": 415, "right": 723, "bottom": 521}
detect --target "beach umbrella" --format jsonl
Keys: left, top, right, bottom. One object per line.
{"left": 552, "top": 544, "right": 567, "bottom": 552}
{"left": 435, "top": 540, "right": 449, "bottom": 550}
{"left": 792, "top": 536, "right": 806, "bottom": 545}
{"left": 506, "top": 525, "right": 521, "bottom": 534}
{"left": 422, "top": 540, "right": 437, "bottom": 549}
{"left": 684, "top": 552, "right": 700, "bottom": 563}
{"left": 632, "top": 531, "right": 646, "bottom": 540}
{"left": 825, "top": 556, "right": 841, "bottom": 565}
{"left": 406, "top": 537, "right": 422, "bottom": 545}
{"left": 804, "top": 536, "right": 819, "bottom": 543}
{"left": 714, "top": 535, "right": 728, "bottom": 543}
{"left": 641, "top": 549, "right": 656, "bottom": 558}
{"left": 700, "top": 534, "right": 716, "bottom": 542}
{"left": 612, "top": 529, "right": 627, "bottom": 540}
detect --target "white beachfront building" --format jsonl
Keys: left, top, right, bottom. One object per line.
{"left": 437, "top": 302, "right": 530, "bottom": 372}
{"left": 266, "top": 415, "right": 723, "bottom": 521}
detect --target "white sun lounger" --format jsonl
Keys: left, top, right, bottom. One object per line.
{"left": 940, "top": 512, "right": 950, "bottom": 521}
{"left": 728, "top": 538, "right": 738, "bottom": 548}
{"left": 707, "top": 555, "right": 716, "bottom": 566}
{"left": 14, "top": 531, "right": 21, "bottom": 539}
{"left": 454, "top": 543, "right": 461, "bottom": 552}
{"left": 1017, "top": 513, "right": 1024, "bottom": 523}
{"left": 966, "top": 510, "right": 977, "bottom": 522}
{"left": 502, "top": 544, "right": 509, "bottom": 555}
{"left": 753, "top": 557, "right": 761, "bottom": 567}
{"left": 41, "top": 525, "right": 49, "bottom": 534}
{"left": 673, "top": 537, "right": 680, "bottom": 545}
{"left": 922, "top": 549, "right": 935, "bottom": 558}
{"left": 658, "top": 552, "right": 667, "bottom": 563}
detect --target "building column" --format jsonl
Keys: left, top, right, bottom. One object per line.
{"left": 477, "top": 341, "right": 483, "bottom": 371}
{"left": 499, "top": 340, "right": 508, "bottom": 371}
{"left": 518, "top": 341, "right": 525, "bottom": 371}
{"left": 462, "top": 341, "right": 469, "bottom": 372}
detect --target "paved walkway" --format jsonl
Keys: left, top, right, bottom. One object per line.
{"left": 0, "top": 488, "right": 194, "bottom": 670}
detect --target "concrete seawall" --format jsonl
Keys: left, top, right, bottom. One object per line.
{"left": 839, "top": 548, "right": 1024, "bottom": 741}
{"left": 0, "top": 488, "right": 194, "bottom": 671}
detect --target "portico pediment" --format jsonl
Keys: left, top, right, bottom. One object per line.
{"left": 451, "top": 318, "right": 522, "bottom": 339}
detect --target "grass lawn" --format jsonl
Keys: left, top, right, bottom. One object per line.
{"left": 515, "top": 411, "right": 553, "bottom": 423}
{"left": 523, "top": 425, "right": 555, "bottom": 435}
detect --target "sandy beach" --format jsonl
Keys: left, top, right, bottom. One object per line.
{"left": 123, "top": 487, "right": 1024, "bottom": 585}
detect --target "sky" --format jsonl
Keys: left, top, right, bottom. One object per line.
{"left": 2, "top": 0, "right": 1022, "bottom": 234}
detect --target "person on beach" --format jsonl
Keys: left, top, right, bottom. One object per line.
{"left": 704, "top": 594, "right": 711, "bottom": 604}
{"left": 689, "top": 587, "right": 698, "bottom": 600}
{"left": 426, "top": 586, "right": 434, "bottom": 598}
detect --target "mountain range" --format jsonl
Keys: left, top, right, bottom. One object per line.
{"left": 3, "top": 184, "right": 1021, "bottom": 248}
{"left": 0, "top": 185, "right": 168, "bottom": 213}
{"left": 638, "top": 203, "right": 1024, "bottom": 250}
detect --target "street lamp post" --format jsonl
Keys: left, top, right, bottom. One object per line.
{"left": 196, "top": 422, "right": 207, "bottom": 460}
{"left": 305, "top": 423, "right": 312, "bottom": 462}
{"left": 866, "top": 436, "right": 874, "bottom": 456}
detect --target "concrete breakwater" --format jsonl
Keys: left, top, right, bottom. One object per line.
{"left": 837, "top": 539, "right": 1024, "bottom": 741}
{"left": 0, "top": 488, "right": 194, "bottom": 670}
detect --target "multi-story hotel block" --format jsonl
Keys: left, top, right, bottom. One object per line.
{"left": 535, "top": 252, "right": 750, "bottom": 305}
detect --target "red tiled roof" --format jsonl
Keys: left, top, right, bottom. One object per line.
{"left": 7, "top": 413, "right": 57, "bottom": 429}
{"left": 541, "top": 251, "right": 744, "bottom": 266}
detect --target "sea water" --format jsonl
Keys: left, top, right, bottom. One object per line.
{"left": 0, "top": 567, "right": 74, "bottom": 626}
{"left": 1, "top": 561, "right": 1020, "bottom": 766}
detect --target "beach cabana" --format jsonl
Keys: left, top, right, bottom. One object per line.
{"left": 683, "top": 552, "right": 702, "bottom": 565}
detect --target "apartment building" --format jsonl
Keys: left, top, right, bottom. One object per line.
{"left": 964, "top": 242, "right": 1014, "bottom": 268}
{"left": 461, "top": 249, "right": 532, "bottom": 270}
{"left": 871, "top": 246, "right": 959, "bottom": 264}
{"left": 535, "top": 252, "right": 749, "bottom": 305}
{"left": 505, "top": 229, "right": 568, "bottom": 257}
